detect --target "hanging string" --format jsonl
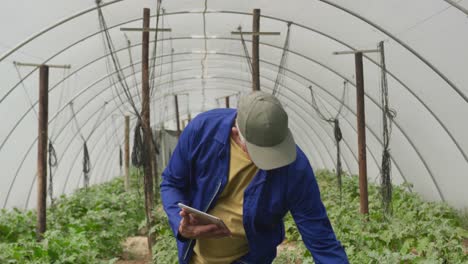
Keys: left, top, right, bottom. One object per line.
{"left": 132, "top": 120, "right": 144, "bottom": 168}
{"left": 272, "top": 22, "right": 292, "bottom": 97}
{"left": 48, "top": 142, "right": 57, "bottom": 204}
{"left": 110, "top": 114, "right": 123, "bottom": 176}
{"left": 237, "top": 25, "right": 253, "bottom": 78}
{"left": 150, "top": 2, "right": 164, "bottom": 96}
{"left": 119, "top": 146, "right": 123, "bottom": 175}
{"left": 82, "top": 142, "right": 91, "bottom": 187}
{"left": 124, "top": 34, "right": 141, "bottom": 104}
{"left": 131, "top": 120, "right": 144, "bottom": 196}
{"left": 309, "top": 82, "right": 347, "bottom": 203}
{"left": 185, "top": 93, "right": 190, "bottom": 121}
{"left": 379, "top": 41, "right": 396, "bottom": 216}
{"left": 15, "top": 63, "right": 60, "bottom": 201}
{"left": 69, "top": 101, "right": 107, "bottom": 188}
{"left": 95, "top": 0, "right": 141, "bottom": 119}
{"left": 200, "top": 0, "right": 209, "bottom": 111}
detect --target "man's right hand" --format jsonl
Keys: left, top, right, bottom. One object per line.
{"left": 178, "top": 209, "right": 231, "bottom": 239}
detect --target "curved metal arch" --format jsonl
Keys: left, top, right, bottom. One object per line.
{"left": 28, "top": 46, "right": 412, "bottom": 187}
{"left": 3, "top": 7, "right": 466, "bottom": 175}
{"left": 2, "top": 6, "right": 466, "bottom": 171}
{"left": 4, "top": 33, "right": 466, "bottom": 172}
{"left": 93, "top": 98, "right": 328, "bottom": 185}
{"left": 16, "top": 66, "right": 406, "bottom": 208}
{"left": 9, "top": 52, "right": 418, "bottom": 206}
{"left": 443, "top": 0, "right": 468, "bottom": 16}
{"left": 50, "top": 49, "right": 421, "bottom": 190}
{"left": 59, "top": 79, "right": 345, "bottom": 195}
{"left": 62, "top": 90, "right": 331, "bottom": 195}
{"left": 92, "top": 86, "right": 348, "bottom": 185}
{"left": 0, "top": 0, "right": 124, "bottom": 62}
{"left": 316, "top": 0, "right": 467, "bottom": 103}
{"left": 21, "top": 101, "right": 109, "bottom": 208}
{"left": 3, "top": 2, "right": 465, "bottom": 106}
{"left": 16, "top": 72, "right": 333, "bottom": 201}
{"left": 5, "top": 50, "right": 433, "bottom": 208}
{"left": 61, "top": 71, "right": 396, "bottom": 194}
{"left": 0, "top": 0, "right": 456, "bottom": 206}
{"left": 6, "top": 34, "right": 446, "bottom": 205}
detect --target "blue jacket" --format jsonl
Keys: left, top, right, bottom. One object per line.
{"left": 160, "top": 108, "right": 348, "bottom": 264}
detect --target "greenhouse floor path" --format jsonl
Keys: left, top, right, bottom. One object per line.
{"left": 116, "top": 236, "right": 150, "bottom": 264}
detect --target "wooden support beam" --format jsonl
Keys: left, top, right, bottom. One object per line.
{"left": 37, "top": 65, "right": 48, "bottom": 241}
{"left": 225, "top": 96, "right": 230, "bottom": 108}
{"left": 231, "top": 31, "right": 280, "bottom": 36}
{"left": 120, "top": 27, "right": 171, "bottom": 32}
{"left": 355, "top": 52, "right": 369, "bottom": 215}
{"left": 252, "top": 8, "right": 261, "bottom": 91}
{"left": 14, "top": 61, "right": 71, "bottom": 69}
{"left": 140, "top": 7, "right": 155, "bottom": 253}
{"left": 124, "top": 115, "right": 130, "bottom": 191}
{"left": 174, "top": 95, "right": 181, "bottom": 138}
{"left": 333, "top": 49, "right": 380, "bottom": 55}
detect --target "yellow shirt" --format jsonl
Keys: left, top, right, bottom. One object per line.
{"left": 191, "top": 136, "right": 258, "bottom": 264}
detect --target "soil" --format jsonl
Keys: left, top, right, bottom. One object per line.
{"left": 115, "top": 236, "right": 151, "bottom": 264}
{"left": 463, "top": 238, "right": 468, "bottom": 255}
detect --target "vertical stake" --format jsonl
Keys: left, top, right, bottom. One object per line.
{"left": 174, "top": 95, "right": 181, "bottom": 138}
{"left": 252, "top": 8, "right": 261, "bottom": 91}
{"left": 355, "top": 52, "right": 369, "bottom": 215}
{"left": 37, "top": 65, "right": 49, "bottom": 241}
{"left": 124, "top": 115, "right": 130, "bottom": 191}
{"left": 141, "top": 7, "right": 155, "bottom": 252}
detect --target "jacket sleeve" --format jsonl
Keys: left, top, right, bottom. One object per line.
{"left": 287, "top": 157, "right": 349, "bottom": 264}
{"left": 160, "top": 122, "right": 195, "bottom": 241}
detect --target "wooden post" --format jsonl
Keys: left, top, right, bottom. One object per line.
{"left": 355, "top": 52, "right": 369, "bottom": 215}
{"left": 252, "top": 9, "right": 261, "bottom": 91}
{"left": 124, "top": 115, "right": 130, "bottom": 191}
{"left": 141, "top": 7, "right": 155, "bottom": 252}
{"left": 37, "top": 65, "right": 49, "bottom": 241}
{"left": 174, "top": 95, "right": 181, "bottom": 138}
{"left": 225, "top": 96, "right": 230, "bottom": 108}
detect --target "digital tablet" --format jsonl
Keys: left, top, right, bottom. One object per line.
{"left": 177, "top": 203, "right": 230, "bottom": 232}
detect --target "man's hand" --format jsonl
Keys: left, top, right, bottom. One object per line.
{"left": 178, "top": 208, "right": 231, "bottom": 239}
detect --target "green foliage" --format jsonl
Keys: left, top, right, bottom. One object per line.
{"left": 152, "top": 210, "right": 178, "bottom": 264}
{"left": 2, "top": 169, "right": 466, "bottom": 263}
{"left": 0, "top": 175, "right": 145, "bottom": 263}
{"left": 0, "top": 208, "right": 36, "bottom": 243}
{"left": 281, "top": 170, "right": 468, "bottom": 263}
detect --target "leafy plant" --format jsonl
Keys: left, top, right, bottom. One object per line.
{"left": 281, "top": 170, "right": 468, "bottom": 263}
{"left": 0, "top": 173, "right": 146, "bottom": 263}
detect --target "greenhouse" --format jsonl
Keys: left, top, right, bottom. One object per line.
{"left": 0, "top": 0, "right": 467, "bottom": 263}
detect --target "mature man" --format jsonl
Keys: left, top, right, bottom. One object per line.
{"left": 161, "top": 91, "right": 348, "bottom": 264}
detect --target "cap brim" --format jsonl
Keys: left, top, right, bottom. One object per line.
{"left": 245, "top": 129, "right": 297, "bottom": 170}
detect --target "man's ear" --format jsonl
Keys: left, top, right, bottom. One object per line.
{"left": 231, "top": 126, "right": 239, "bottom": 136}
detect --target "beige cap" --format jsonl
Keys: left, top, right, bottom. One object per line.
{"left": 237, "top": 91, "right": 297, "bottom": 170}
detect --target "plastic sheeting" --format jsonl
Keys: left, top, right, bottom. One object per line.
{"left": 0, "top": 0, "right": 467, "bottom": 209}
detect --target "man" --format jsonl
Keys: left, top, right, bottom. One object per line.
{"left": 161, "top": 91, "right": 348, "bottom": 264}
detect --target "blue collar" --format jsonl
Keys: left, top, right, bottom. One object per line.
{"left": 214, "top": 109, "right": 237, "bottom": 145}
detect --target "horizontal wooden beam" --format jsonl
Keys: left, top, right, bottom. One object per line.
{"left": 120, "top": 27, "right": 172, "bottom": 32}
{"left": 333, "top": 49, "right": 380, "bottom": 55}
{"left": 13, "top": 61, "right": 71, "bottom": 69}
{"left": 231, "top": 31, "right": 280, "bottom": 36}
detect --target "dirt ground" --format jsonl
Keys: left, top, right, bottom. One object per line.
{"left": 463, "top": 238, "right": 468, "bottom": 255}
{"left": 115, "top": 236, "right": 150, "bottom": 264}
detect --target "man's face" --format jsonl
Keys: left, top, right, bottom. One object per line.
{"left": 231, "top": 125, "right": 252, "bottom": 160}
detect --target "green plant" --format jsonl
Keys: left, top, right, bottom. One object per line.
{"left": 0, "top": 173, "right": 146, "bottom": 263}
{"left": 280, "top": 170, "right": 468, "bottom": 263}
{"left": 152, "top": 208, "right": 178, "bottom": 264}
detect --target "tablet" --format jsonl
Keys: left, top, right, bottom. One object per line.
{"left": 177, "top": 203, "right": 230, "bottom": 232}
